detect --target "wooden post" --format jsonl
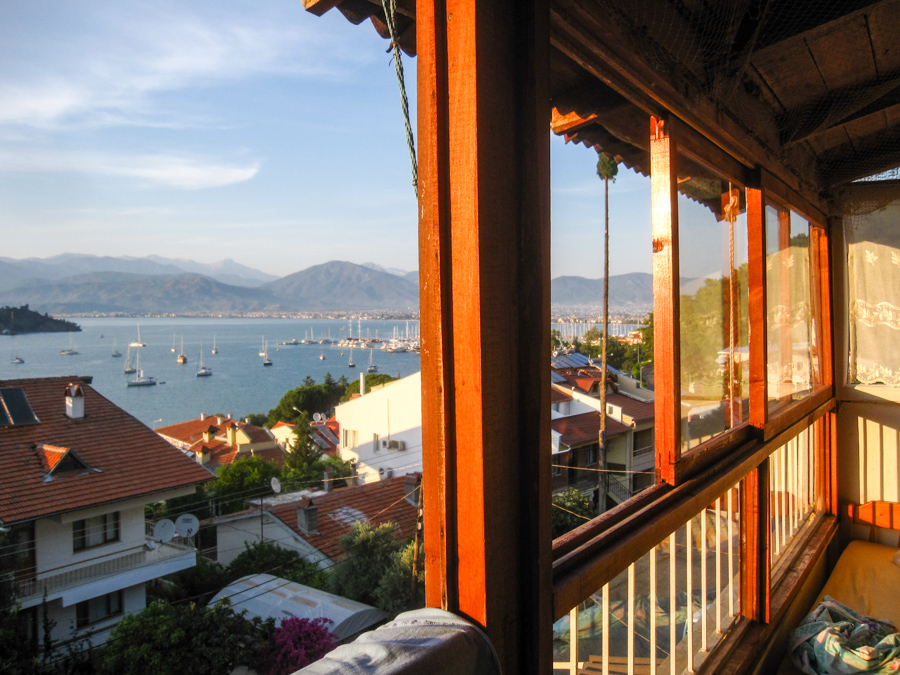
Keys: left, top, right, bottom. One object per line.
{"left": 418, "top": 0, "right": 552, "bottom": 672}
{"left": 741, "top": 461, "right": 770, "bottom": 622}
{"left": 650, "top": 116, "right": 681, "bottom": 483}
{"left": 747, "top": 188, "right": 768, "bottom": 431}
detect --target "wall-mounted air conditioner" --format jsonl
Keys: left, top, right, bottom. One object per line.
{"left": 379, "top": 439, "right": 406, "bottom": 451}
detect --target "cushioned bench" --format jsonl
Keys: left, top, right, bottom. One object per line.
{"left": 779, "top": 501, "right": 900, "bottom": 674}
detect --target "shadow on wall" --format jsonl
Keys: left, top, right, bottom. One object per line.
{"left": 838, "top": 400, "right": 900, "bottom": 514}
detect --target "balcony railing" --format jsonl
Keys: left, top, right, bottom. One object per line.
{"left": 633, "top": 445, "right": 654, "bottom": 457}
{"left": 15, "top": 538, "right": 193, "bottom": 602}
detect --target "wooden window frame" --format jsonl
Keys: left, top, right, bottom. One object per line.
{"left": 73, "top": 512, "right": 120, "bottom": 553}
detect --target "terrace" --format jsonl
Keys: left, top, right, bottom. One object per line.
{"left": 301, "top": 1, "right": 900, "bottom": 673}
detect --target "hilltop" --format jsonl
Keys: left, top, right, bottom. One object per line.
{"left": 0, "top": 304, "right": 80, "bottom": 334}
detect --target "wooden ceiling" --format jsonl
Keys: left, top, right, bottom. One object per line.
{"left": 306, "top": 0, "right": 900, "bottom": 207}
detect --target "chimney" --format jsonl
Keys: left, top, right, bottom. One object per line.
{"left": 227, "top": 425, "right": 236, "bottom": 446}
{"left": 348, "top": 462, "right": 359, "bottom": 487}
{"left": 323, "top": 466, "right": 334, "bottom": 493}
{"left": 197, "top": 447, "right": 210, "bottom": 466}
{"left": 200, "top": 413, "right": 206, "bottom": 421}
{"left": 245, "top": 417, "right": 251, "bottom": 424}
{"left": 404, "top": 473, "right": 421, "bottom": 505}
{"left": 360, "top": 372, "right": 366, "bottom": 396}
{"left": 217, "top": 416, "right": 223, "bottom": 425}
{"left": 203, "top": 426, "right": 213, "bottom": 443}
{"left": 65, "top": 384, "right": 84, "bottom": 419}
{"left": 227, "top": 413, "right": 233, "bottom": 420}
{"left": 297, "top": 499, "right": 318, "bottom": 535}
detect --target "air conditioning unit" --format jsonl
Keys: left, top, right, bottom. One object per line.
{"left": 379, "top": 439, "right": 406, "bottom": 451}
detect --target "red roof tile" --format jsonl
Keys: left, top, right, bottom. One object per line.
{"left": 158, "top": 414, "right": 282, "bottom": 469}
{"left": 0, "top": 376, "right": 213, "bottom": 525}
{"left": 266, "top": 476, "right": 419, "bottom": 562}
{"left": 551, "top": 411, "right": 630, "bottom": 447}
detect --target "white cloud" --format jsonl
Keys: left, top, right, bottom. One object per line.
{"left": 0, "top": 148, "right": 260, "bottom": 189}
{"left": 0, "top": 1, "right": 371, "bottom": 130}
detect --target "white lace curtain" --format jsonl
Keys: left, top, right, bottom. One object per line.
{"left": 845, "top": 191, "right": 900, "bottom": 386}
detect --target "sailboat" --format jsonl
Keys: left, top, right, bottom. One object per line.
{"left": 111, "top": 337, "right": 122, "bottom": 358}
{"left": 259, "top": 336, "right": 267, "bottom": 357}
{"left": 197, "top": 344, "right": 212, "bottom": 377}
{"left": 367, "top": 348, "right": 378, "bottom": 373}
{"left": 10, "top": 340, "right": 23, "bottom": 364}
{"left": 130, "top": 325, "right": 145, "bottom": 348}
{"left": 211, "top": 335, "right": 218, "bottom": 354}
{"left": 348, "top": 346, "right": 356, "bottom": 368}
{"left": 59, "top": 334, "right": 79, "bottom": 356}
{"left": 176, "top": 335, "right": 187, "bottom": 364}
{"left": 123, "top": 346, "right": 137, "bottom": 374}
{"left": 171, "top": 334, "right": 177, "bottom": 352}
{"left": 320, "top": 351, "right": 326, "bottom": 360}
{"left": 127, "top": 351, "right": 156, "bottom": 386}
{"left": 262, "top": 341, "right": 272, "bottom": 366}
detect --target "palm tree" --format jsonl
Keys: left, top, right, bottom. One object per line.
{"left": 596, "top": 151, "right": 618, "bottom": 509}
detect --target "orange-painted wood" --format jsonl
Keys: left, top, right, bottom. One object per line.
{"left": 417, "top": 0, "right": 456, "bottom": 615}
{"left": 417, "top": 0, "right": 551, "bottom": 671}
{"left": 650, "top": 116, "right": 682, "bottom": 484}
{"left": 741, "top": 462, "right": 771, "bottom": 623}
{"left": 747, "top": 188, "right": 768, "bottom": 431}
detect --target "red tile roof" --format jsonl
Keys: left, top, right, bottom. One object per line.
{"left": 0, "top": 376, "right": 213, "bottom": 525}
{"left": 157, "top": 414, "right": 283, "bottom": 470}
{"left": 266, "top": 476, "right": 419, "bottom": 562}
{"left": 607, "top": 393, "right": 655, "bottom": 423}
{"left": 551, "top": 411, "right": 630, "bottom": 448}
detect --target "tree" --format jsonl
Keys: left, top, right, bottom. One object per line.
{"left": 259, "top": 617, "right": 337, "bottom": 675}
{"left": 244, "top": 413, "right": 268, "bottom": 427}
{"left": 341, "top": 373, "right": 398, "bottom": 402}
{"left": 227, "top": 542, "right": 328, "bottom": 589}
{"left": 596, "top": 151, "right": 619, "bottom": 480}
{"left": 372, "top": 539, "right": 424, "bottom": 615}
{"left": 267, "top": 382, "right": 343, "bottom": 427}
{"left": 212, "top": 456, "right": 282, "bottom": 515}
{"left": 328, "top": 522, "right": 400, "bottom": 609}
{"left": 152, "top": 557, "right": 231, "bottom": 605}
{"left": 98, "top": 599, "right": 274, "bottom": 675}
{"left": 551, "top": 488, "right": 595, "bottom": 539}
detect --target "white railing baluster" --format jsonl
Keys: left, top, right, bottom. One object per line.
{"left": 670, "top": 531, "right": 677, "bottom": 675}
{"left": 715, "top": 497, "right": 722, "bottom": 635}
{"left": 603, "top": 583, "right": 609, "bottom": 675}
{"left": 569, "top": 606, "right": 578, "bottom": 675}
{"left": 628, "top": 563, "right": 635, "bottom": 675}
{"left": 651, "top": 545, "right": 657, "bottom": 675}
{"left": 701, "top": 508, "right": 708, "bottom": 653}
{"left": 687, "top": 518, "right": 694, "bottom": 673}
{"left": 728, "top": 488, "right": 734, "bottom": 619}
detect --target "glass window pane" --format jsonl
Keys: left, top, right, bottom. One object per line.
{"left": 677, "top": 159, "right": 749, "bottom": 452}
{"left": 766, "top": 208, "right": 823, "bottom": 413}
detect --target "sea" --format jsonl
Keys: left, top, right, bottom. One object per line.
{"left": 0, "top": 318, "right": 422, "bottom": 429}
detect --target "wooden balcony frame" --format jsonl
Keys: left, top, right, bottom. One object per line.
{"left": 412, "top": 4, "right": 838, "bottom": 673}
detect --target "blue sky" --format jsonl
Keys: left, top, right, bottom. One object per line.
{"left": 0, "top": 0, "right": 664, "bottom": 280}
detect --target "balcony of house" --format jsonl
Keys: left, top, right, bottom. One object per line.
{"left": 15, "top": 532, "right": 195, "bottom": 609}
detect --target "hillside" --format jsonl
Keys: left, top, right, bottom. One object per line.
{"left": 263, "top": 261, "right": 419, "bottom": 310}
{"left": 0, "top": 304, "right": 80, "bottom": 334}
{"left": 0, "top": 272, "right": 278, "bottom": 315}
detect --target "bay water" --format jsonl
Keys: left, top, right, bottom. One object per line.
{"left": 1, "top": 318, "right": 421, "bottom": 428}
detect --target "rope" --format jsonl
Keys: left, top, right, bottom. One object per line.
{"left": 380, "top": 0, "right": 418, "bottom": 198}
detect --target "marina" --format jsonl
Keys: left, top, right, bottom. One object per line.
{"left": 0, "top": 317, "right": 422, "bottom": 428}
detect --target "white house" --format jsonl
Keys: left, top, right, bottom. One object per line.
{"left": 0, "top": 377, "right": 213, "bottom": 647}
{"left": 334, "top": 372, "right": 423, "bottom": 484}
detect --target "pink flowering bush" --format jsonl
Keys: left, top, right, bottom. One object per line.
{"left": 261, "top": 617, "right": 338, "bottom": 675}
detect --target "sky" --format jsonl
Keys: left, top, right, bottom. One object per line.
{"left": 0, "top": 1, "right": 681, "bottom": 280}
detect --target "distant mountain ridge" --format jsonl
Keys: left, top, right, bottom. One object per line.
{"left": 0, "top": 254, "right": 277, "bottom": 290}
{"left": 0, "top": 261, "right": 420, "bottom": 314}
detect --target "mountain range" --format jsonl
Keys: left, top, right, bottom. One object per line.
{"left": 0, "top": 254, "right": 665, "bottom": 314}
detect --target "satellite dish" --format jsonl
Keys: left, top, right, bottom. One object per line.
{"left": 271, "top": 477, "right": 282, "bottom": 494}
{"left": 175, "top": 514, "right": 200, "bottom": 539}
{"left": 313, "top": 413, "right": 323, "bottom": 422}
{"left": 153, "top": 519, "right": 176, "bottom": 543}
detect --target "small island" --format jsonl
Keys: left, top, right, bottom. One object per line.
{"left": 0, "top": 305, "right": 81, "bottom": 335}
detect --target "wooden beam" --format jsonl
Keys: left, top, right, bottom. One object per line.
{"left": 303, "top": 0, "right": 344, "bottom": 17}
{"left": 418, "top": 0, "right": 552, "bottom": 672}
{"left": 747, "top": 188, "right": 768, "bottom": 431}
{"left": 650, "top": 116, "right": 681, "bottom": 484}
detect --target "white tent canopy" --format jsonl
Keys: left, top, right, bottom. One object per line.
{"left": 208, "top": 573, "right": 388, "bottom": 641}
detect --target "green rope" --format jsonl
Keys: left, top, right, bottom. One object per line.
{"left": 380, "top": 0, "right": 418, "bottom": 198}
